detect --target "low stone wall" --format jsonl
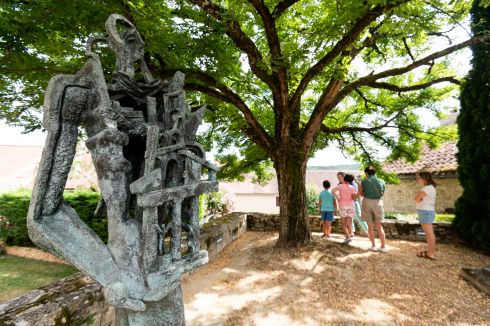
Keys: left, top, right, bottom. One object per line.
{"left": 247, "top": 213, "right": 367, "bottom": 236}
{"left": 247, "top": 213, "right": 458, "bottom": 243}
{"left": 0, "top": 274, "right": 112, "bottom": 326}
{"left": 383, "top": 176, "right": 462, "bottom": 213}
{"left": 199, "top": 212, "right": 248, "bottom": 260}
{"left": 381, "top": 219, "right": 458, "bottom": 243}
{"left": 0, "top": 213, "right": 248, "bottom": 326}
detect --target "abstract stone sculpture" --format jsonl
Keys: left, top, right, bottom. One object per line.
{"left": 27, "top": 14, "right": 218, "bottom": 325}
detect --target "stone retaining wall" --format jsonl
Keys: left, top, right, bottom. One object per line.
{"left": 247, "top": 213, "right": 458, "bottom": 243}
{"left": 0, "top": 212, "right": 459, "bottom": 325}
{"left": 0, "top": 274, "right": 112, "bottom": 326}
{"left": 0, "top": 213, "right": 248, "bottom": 326}
{"left": 383, "top": 177, "right": 462, "bottom": 214}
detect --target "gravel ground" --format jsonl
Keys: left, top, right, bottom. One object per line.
{"left": 182, "top": 231, "right": 490, "bottom": 326}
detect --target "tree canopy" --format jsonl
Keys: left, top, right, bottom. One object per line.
{"left": 1, "top": 1, "right": 480, "bottom": 167}
{"left": 2, "top": 0, "right": 489, "bottom": 245}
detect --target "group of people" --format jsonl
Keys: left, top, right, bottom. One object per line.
{"left": 318, "top": 166, "right": 437, "bottom": 259}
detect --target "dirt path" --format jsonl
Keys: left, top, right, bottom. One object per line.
{"left": 182, "top": 231, "right": 490, "bottom": 326}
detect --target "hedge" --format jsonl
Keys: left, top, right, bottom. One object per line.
{"left": 0, "top": 190, "right": 107, "bottom": 247}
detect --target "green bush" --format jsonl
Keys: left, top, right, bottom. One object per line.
{"left": 384, "top": 212, "right": 455, "bottom": 223}
{"left": 205, "top": 191, "right": 230, "bottom": 216}
{"left": 0, "top": 189, "right": 107, "bottom": 247}
{"left": 306, "top": 186, "right": 319, "bottom": 215}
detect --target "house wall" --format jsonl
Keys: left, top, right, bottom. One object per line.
{"left": 233, "top": 193, "right": 279, "bottom": 214}
{"left": 383, "top": 176, "right": 462, "bottom": 213}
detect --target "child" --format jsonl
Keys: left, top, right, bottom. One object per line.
{"left": 318, "top": 180, "right": 337, "bottom": 239}
{"left": 415, "top": 172, "right": 437, "bottom": 260}
{"left": 332, "top": 174, "right": 357, "bottom": 244}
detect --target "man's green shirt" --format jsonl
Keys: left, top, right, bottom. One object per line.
{"left": 361, "top": 175, "right": 385, "bottom": 199}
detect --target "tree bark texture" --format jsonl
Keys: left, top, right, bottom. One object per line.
{"left": 275, "top": 148, "right": 311, "bottom": 247}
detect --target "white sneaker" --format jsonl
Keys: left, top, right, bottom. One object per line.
{"left": 368, "top": 246, "right": 378, "bottom": 252}
{"left": 378, "top": 247, "right": 388, "bottom": 253}
{"left": 343, "top": 237, "right": 352, "bottom": 244}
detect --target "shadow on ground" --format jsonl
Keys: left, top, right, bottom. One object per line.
{"left": 182, "top": 231, "right": 490, "bottom": 326}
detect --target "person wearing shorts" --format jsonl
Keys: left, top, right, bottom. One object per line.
{"left": 359, "top": 166, "right": 387, "bottom": 252}
{"left": 415, "top": 172, "right": 437, "bottom": 260}
{"left": 332, "top": 174, "right": 357, "bottom": 244}
{"left": 318, "top": 180, "right": 337, "bottom": 239}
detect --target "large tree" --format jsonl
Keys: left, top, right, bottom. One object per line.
{"left": 454, "top": 0, "right": 490, "bottom": 253}
{"left": 1, "top": 0, "right": 489, "bottom": 246}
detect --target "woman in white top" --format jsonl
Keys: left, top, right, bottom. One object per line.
{"left": 415, "top": 172, "right": 437, "bottom": 260}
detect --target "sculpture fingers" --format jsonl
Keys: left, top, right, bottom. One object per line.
{"left": 104, "top": 282, "right": 146, "bottom": 312}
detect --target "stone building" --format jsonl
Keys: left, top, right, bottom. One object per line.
{"left": 220, "top": 170, "right": 361, "bottom": 214}
{"left": 383, "top": 141, "right": 461, "bottom": 214}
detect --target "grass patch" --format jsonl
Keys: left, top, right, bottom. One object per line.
{"left": 385, "top": 212, "right": 455, "bottom": 223}
{"left": 0, "top": 255, "right": 78, "bottom": 303}
{"left": 434, "top": 214, "right": 455, "bottom": 222}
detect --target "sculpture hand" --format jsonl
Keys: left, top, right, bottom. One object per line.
{"left": 104, "top": 282, "right": 146, "bottom": 312}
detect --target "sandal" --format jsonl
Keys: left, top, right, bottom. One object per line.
{"left": 416, "top": 250, "right": 436, "bottom": 260}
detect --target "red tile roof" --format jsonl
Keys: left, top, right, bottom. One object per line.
{"left": 383, "top": 142, "right": 458, "bottom": 175}
{"left": 0, "top": 145, "right": 44, "bottom": 178}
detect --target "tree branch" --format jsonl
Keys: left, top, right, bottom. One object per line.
{"left": 365, "top": 76, "right": 461, "bottom": 92}
{"left": 340, "top": 34, "right": 490, "bottom": 97}
{"left": 187, "top": 0, "right": 275, "bottom": 91}
{"left": 402, "top": 37, "right": 415, "bottom": 61}
{"left": 185, "top": 73, "right": 275, "bottom": 155}
{"left": 301, "top": 79, "right": 344, "bottom": 154}
{"left": 289, "top": 1, "right": 408, "bottom": 110}
{"left": 272, "top": 0, "right": 300, "bottom": 18}
{"left": 246, "top": 0, "right": 289, "bottom": 129}
{"left": 320, "top": 110, "right": 402, "bottom": 135}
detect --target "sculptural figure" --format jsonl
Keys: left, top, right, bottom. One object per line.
{"left": 27, "top": 14, "right": 218, "bottom": 325}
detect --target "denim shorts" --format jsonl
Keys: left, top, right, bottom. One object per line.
{"left": 417, "top": 210, "right": 435, "bottom": 224}
{"left": 321, "top": 211, "right": 334, "bottom": 222}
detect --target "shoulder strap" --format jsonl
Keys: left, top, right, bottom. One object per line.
{"left": 366, "top": 177, "right": 383, "bottom": 198}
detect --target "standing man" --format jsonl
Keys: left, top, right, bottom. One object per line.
{"left": 359, "top": 166, "right": 387, "bottom": 252}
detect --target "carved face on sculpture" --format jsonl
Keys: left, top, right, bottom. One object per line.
{"left": 105, "top": 14, "right": 145, "bottom": 77}
{"left": 119, "top": 25, "right": 144, "bottom": 64}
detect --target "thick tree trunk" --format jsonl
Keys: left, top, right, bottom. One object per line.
{"left": 275, "top": 148, "right": 311, "bottom": 247}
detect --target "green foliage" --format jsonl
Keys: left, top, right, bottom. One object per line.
{"left": 0, "top": 190, "right": 31, "bottom": 246}
{"left": 306, "top": 186, "right": 319, "bottom": 215}
{"left": 0, "top": 190, "right": 107, "bottom": 246}
{"left": 199, "top": 195, "right": 206, "bottom": 220}
{"left": 454, "top": 0, "right": 490, "bottom": 253}
{"left": 64, "top": 190, "right": 108, "bottom": 243}
{"left": 204, "top": 191, "right": 232, "bottom": 216}
{"left": 385, "top": 212, "right": 455, "bottom": 222}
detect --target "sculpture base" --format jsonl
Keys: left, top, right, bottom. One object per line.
{"left": 116, "top": 283, "right": 185, "bottom": 326}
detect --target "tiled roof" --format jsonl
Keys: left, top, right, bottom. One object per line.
{"left": 0, "top": 145, "right": 44, "bottom": 178}
{"left": 383, "top": 142, "right": 458, "bottom": 175}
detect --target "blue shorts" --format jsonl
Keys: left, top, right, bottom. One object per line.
{"left": 321, "top": 211, "right": 334, "bottom": 222}
{"left": 417, "top": 210, "right": 435, "bottom": 224}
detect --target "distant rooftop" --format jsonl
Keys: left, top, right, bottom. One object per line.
{"left": 383, "top": 142, "right": 458, "bottom": 175}
{"left": 0, "top": 145, "right": 43, "bottom": 178}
